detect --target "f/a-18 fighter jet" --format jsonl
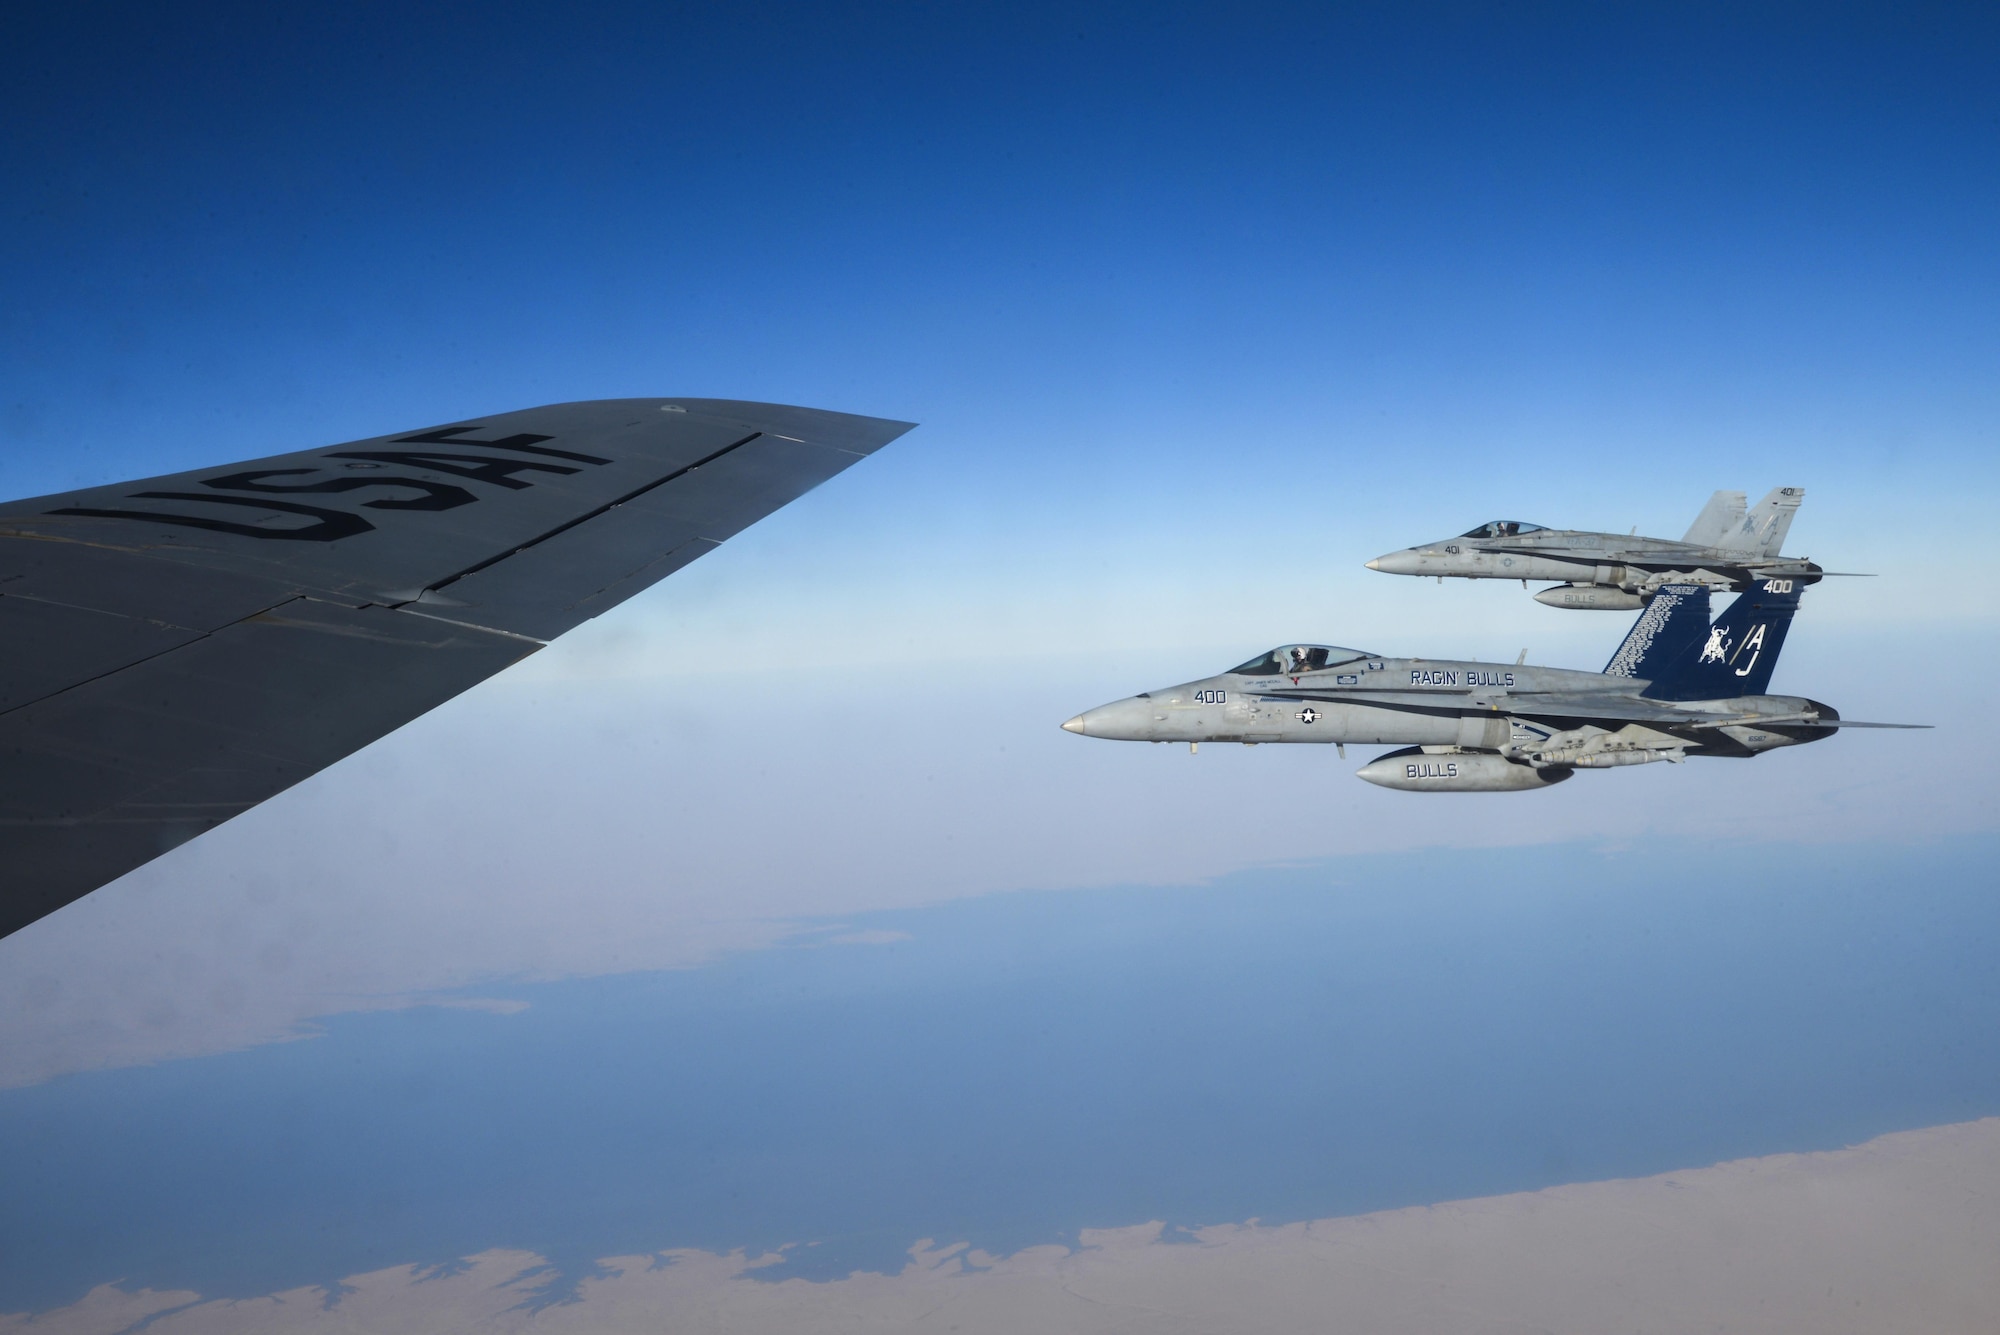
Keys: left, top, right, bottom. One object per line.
{"left": 1060, "top": 580, "right": 1921, "bottom": 791}
{"left": 1366, "top": 487, "right": 1835, "bottom": 610}
{"left": 0, "top": 398, "right": 913, "bottom": 939}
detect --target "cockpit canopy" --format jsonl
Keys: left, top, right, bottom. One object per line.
{"left": 1228, "top": 644, "right": 1374, "bottom": 676}
{"left": 1459, "top": 520, "right": 1547, "bottom": 539}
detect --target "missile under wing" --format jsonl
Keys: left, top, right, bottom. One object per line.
{"left": 1366, "top": 487, "right": 1839, "bottom": 608}
{"left": 0, "top": 398, "right": 914, "bottom": 939}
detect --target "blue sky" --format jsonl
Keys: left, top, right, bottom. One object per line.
{"left": 2, "top": 0, "right": 1997, "bottom": 1106}
{"left": 7, "top": 3, "right": 1997, "bottom": 666}
{"left": 8, "top": 2, "right": 1997, "bottom": 496}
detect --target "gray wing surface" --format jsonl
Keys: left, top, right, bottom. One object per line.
{"left": 1261, "top": 688, "right": 1772, "bottom": 728}
{"left": 1265, "top": 688, "right": 1920, "bottom": 732}
{"left": 0, "top": 398, "right": 913, "bottom": 938}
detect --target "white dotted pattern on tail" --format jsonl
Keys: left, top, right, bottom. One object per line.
{"left": 1603, "top": 589, "right": 1684, "bottom": 678}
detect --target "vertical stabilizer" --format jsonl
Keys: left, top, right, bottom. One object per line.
{"left": 1641, "top": 578, "right": 1806, "bottom": 700}
{"left": 1714, "top": 486, "right": 1804, "bottom": 556}
{"left": 1681, "top": 490, "right": 1746, "bottom": 546}
{"left": 1602, "top": 584, "right": 1712, "bottom": 679}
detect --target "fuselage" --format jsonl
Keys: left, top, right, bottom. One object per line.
{"left": 1366, "top": 528, "right": 1822, "bottom": 598}
{"left": 1063, "top": 651, "right": 1830, "bottom": 761}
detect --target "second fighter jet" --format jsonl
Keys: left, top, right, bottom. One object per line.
{"left": 1366, "top": 487, "right": 1837, "bottom": 609}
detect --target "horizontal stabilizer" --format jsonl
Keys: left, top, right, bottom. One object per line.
{"left": 1680, "top": 713, "right": 1928, "bottom": 730}
{"left": 1792, "top": 719, "right": 1928, "bottom": 729}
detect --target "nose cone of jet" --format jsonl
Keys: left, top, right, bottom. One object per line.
{"left": 1059, "top": 698, "right": 1157, "bottom": 741}
{"left": 1366, "top": 548, "right": 1424, "bottom": 575}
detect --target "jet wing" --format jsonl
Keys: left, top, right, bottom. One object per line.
{"left": 1258, "top": 687, "right": 1778, "bottom": 729}
{"left": 0, "top": 398, "right": 913, "bottom": 939}
{"left": 1596, "top": 552, "right": 1823, "bottom": 575}
{"left": 1482, "top": 539, "right": 1701, "bottom": 566}
{"left": 1264, "top": 686, "right": 1925, "bottom": 735}
{"left": 1500, "top": 694, "right": 1781, "bottom": 728}
{"left": 1469, "top": 535, "right": 1818, "bottom": 573}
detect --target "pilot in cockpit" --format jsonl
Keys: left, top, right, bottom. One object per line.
{"left": 1462, "top": 520, "right": 1547, "bottom": 540}
{"left": 1228, "top": 645, "right": 1374, "bottom": 678}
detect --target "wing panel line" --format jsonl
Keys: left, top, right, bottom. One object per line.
{"left": 0, "top": 597, "right": 286, "bottom": 724}
{"left": 415, "top": 431, "right": 763, "bottom": 600}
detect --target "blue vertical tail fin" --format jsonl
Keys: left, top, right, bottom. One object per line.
{"left": 1641, "top": 578, "right": 1806, "bottom": 700}
{"left": 1602, "top": 584, "right": 1712, "bottom": 681}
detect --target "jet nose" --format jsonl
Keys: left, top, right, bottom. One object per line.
{"left": 1366, "top": 549, "right": 1423, "bottom": 575}
{"left": 1060, "top": 698, "right": 1160, "bottom": 741}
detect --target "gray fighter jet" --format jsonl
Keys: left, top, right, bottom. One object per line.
{"left": 1366, "top": 488, "right": 1832, "bottom": 609}
{"left": 1061, "top": 580, "right": 1921, "bottom": 791}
